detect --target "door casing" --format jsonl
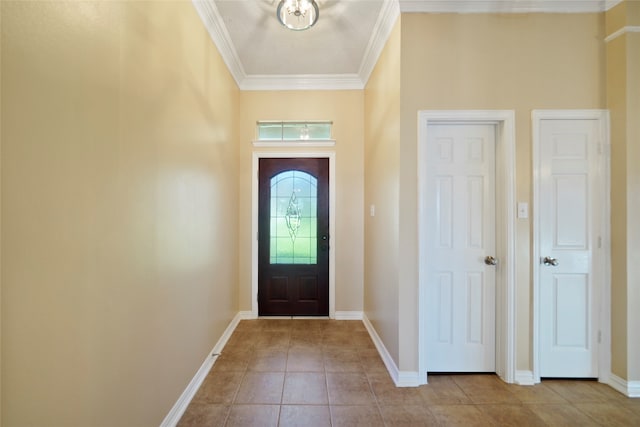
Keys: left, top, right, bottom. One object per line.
{"left": 252, "top": 151, "right": 336, "bottom": 318}
{"left": 532, "top": 109, "right": 611, "bottom": 384}
{"left": 418, "top": 110, "right": 517, "bottom": 385}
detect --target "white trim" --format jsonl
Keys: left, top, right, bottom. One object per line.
{"left": 159, "top": 312, "right": 243, "bottom": 427}
{"left": 251, "top": 152, "right": 336, "bottom": 318}
{"left": 400, "top": 0, "right": 609, "bottom": 13}
{"left": 609, "top": 374, "right": 640, "bottom": 398}
{"left": 240, "top": 74, "right": 364, "bottom": 91}
{"left": 605, "top": 26, "right": 640, "bottom": 43}
{"left": 515, "top": 370, "right": 537, "bottom": 386}
{"left": 605, "top": 0, "right": 624, "bottom": 11}
{"left": 252, "top": 140, "right": 336, "bottom": 148}
{"left": 417, "top": 110, "right": 517, "bottom": 384}
{"left": 359, "top": 0, "right": 400, "bottom": 85}
{"left": 191, "top": 0, "right": 246, "bottom": 87}
{"left": 334, "top": 311, "right": 364, "bottom": 320}
{"left": 238, "top": 310, "right": 257, "bottom": 320}
{"left": 363, "top": 314, "right": 422, "bottom": 387}
{"left": 531, "top": 109, "right": 611, "bottom": 383}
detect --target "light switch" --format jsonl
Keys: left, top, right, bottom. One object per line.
{"left": 370, "top": 205, "right": 375, "bottom": 217}
{"left": 518, "top": 202, "right": 528, "bottom": 219}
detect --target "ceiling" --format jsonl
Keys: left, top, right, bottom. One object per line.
{"left": 193, "top": 0, "right": 618, "bottom": 90}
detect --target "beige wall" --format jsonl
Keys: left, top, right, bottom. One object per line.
{"left": 237, "top": 91, "right": 364, "bottom": 314}
{"left": 607, "top": 3, "right": 629, "bottom": 380}
{"left": 1, "top": 2, "right": 239, "bottom": 426}
{"left": 364, "top": 20, "right": 402, "bottom": 365}
{"left": 606, "top": 0, "right": 640, "bottom": 382}
{"left": 397, "top": 13, "right": 605, "bottom": 372}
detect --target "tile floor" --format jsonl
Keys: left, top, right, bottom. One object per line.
{"left": 178, "top": 319, "right": 640, "bottom": 426}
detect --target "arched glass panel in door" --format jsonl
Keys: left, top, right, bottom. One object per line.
{"left": 270, "top": 170, "right": 317, "bottom": 264}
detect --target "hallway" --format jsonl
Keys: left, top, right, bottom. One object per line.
{"left": 178, "top": 319, "right": 640, "bottom": 426}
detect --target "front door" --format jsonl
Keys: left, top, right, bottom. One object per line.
{"left": 424, "top": 123, "right": 497, "bottom": 372}
{"left": 258, "top": 158, "right": 329, "bottom": 316}
{"left": 537, "top": 117, "right": 603, "bottom": 378}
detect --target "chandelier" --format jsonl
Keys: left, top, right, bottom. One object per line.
{"left": 277, "top": 0, "right": 319, "bottom": 31}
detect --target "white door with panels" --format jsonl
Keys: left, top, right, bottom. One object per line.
{"left": 536, "top": 116, "right": 605, "bottom": 378}
{"left": 425, "top": 124, "right": 497, "bottom": 372}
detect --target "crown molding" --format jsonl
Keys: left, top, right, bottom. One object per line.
{"left": 358, "top": 0, "right": 401, "bottom": 85}
{"left": 399, "top": 0, "right": 608, "bottom": 13}
{"left": 240, "top": 74, "right": 364, "bottom": 91}
{"left": 194, "top": 0, "right": 618, "bottom": 92}
{"left": 192, "top": 0, "right": 246, "bottom": 86}
{"left": 605, "top": 0, "right": 624, "bottom": 10}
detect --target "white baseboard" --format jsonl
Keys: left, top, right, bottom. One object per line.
{"left": 515, "top": 370, "right": 536, "bottom": 386}
{"left": 239, "top": 310, "right": 257, "bottom": 320}
{"left": 160, "top": 312, "right": 243, "bottom": 427}
{"left": 362, "top": 314, "right": 421, "bottom": 387}
{"left": 334, "top": 311, "right": 363, "bottom": 320}
{"left": 609, "top": 373, "right": 640, "bottom": 398}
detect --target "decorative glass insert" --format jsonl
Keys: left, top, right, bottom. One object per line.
{"left": 257, "top": 121, "right": 332, "bottom": 141}
{"left": 270, "top": 170, "right": 317, "bottom": 264}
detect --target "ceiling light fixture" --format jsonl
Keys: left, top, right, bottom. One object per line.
{"left": 277, "top": 0, "right": 319, "bottom": 31}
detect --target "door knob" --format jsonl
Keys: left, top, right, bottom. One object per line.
{"left": 484, "top": 256, "right": 497, "bottom": 266}
{"left": 542, "top": 256, "right": 559, "bottom": 266}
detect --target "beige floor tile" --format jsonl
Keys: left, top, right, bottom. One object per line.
{"left": 326, "top": 372, "right": 376, "bottom": 405}
{"left": 359, "top": 354, "right": 388, "bottom": 374}
{"left": 507, "top": 383, "right": 567, "bottom": 404}
{"left": 478, "top": 404, "right": 547, "bottom": 427}
{"left": 379, "top": 404, "right": 438, "bottom": 426}
{"left": 248, "top": 348, "right": 288, "bottom": 372}
{"left": 621, "top": 398, "right": 640, "bottom": 416}
{"left": 368, "top": 373, "right": 424, "bottom": 405}
{"left": 324, "top": 349, "right": 363, "bottom": 373}
{"left": 286, "top": 349, "right": 324, "bottom": 372}
{"left": 191, "top": 371, "right": 244, "bottom": 404}
{"left": 278, "top": 405, "right": 331, "bottom": 427}
{"left": 256, "top": 319, "right": 294, "bottom": 332}
{"left": 176, "top": 402, "right": 229, "bottom": 427}
{"left": 181, "top": 320, "right": 639, "bottom": 427}
{"left": 330, "top": 405, "right": 385, "bottom": 426}
{"left": 235, "top": 372, "right": 285, "bottom": 404}
{"left": 452, "top": 375, "right": 520, "bottom": 404}
{"left": 211, "top": 353, "right": 250, "bottom": 372}
{"left": 527, "top": 403, "right": 601, "bottom": 426}
{"left": 289, "top": 330, "right": 324, "bottom": 349}
{"left": 574, "top": 402, "right": 640, "bottom": 427}
{"left": 323, "top": 331, "right": 357, "bottom": 349}
{"left": 428, "top": 405, "right": 494, "bottom": 427}
{"left": 282, "top": 372, "right": 328, "bottom": 404}
{"left": 254, "top": 331, "right": 291, "bottom": 349}
{"left": 419, "top": 376, "right": 472, "bottom": 405}
{"left": 225, "top": 404, "right": 279, "bottom": 427}
{"left": 544, "top": 380, "right": 611, "bottom": 403}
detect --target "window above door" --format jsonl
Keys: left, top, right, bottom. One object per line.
{"left": 253, "top": 121, "right": 335, "bottom": 147}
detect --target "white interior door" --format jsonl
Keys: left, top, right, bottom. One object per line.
{"left": 425, "top": 123, "right": 496, "bottom": 372}
{"left": 537, "top": 117, "right": 602, "bottom": 378}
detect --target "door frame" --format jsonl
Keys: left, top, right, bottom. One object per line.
{"left": 532, "top": 109, "right": 611, "bottom": 383}
{"left": 252, "top": 151, "right": 336, "bottom": 318}
{"left": 418, "top": 110, "right": 517, "bottom": 384}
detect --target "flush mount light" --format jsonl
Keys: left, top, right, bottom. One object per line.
{"left": 277, "top": 0, "right": 319, "bottom": 31}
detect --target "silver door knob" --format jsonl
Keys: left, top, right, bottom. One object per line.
{"left": 484, "top": 256, "right": 497, "bottom": 266}
{"left": 542, "top": 256, "right": 559, "bottom": 266}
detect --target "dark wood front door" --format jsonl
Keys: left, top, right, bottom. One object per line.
{"left": 258, "top": 158, "right": 329, "bottom": 316}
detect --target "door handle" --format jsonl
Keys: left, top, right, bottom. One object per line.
{"left": 484, "top": 256, "right": 497, "bottom": 266}
{"left": 542, "top": 256, "right": 559, "bottom": 266}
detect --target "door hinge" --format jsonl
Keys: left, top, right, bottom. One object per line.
{"left": 598, "top": 236, "right": 602, "bottom": 248}
{"left": 598, "top": 330, "right": 602, "bottom": 343}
